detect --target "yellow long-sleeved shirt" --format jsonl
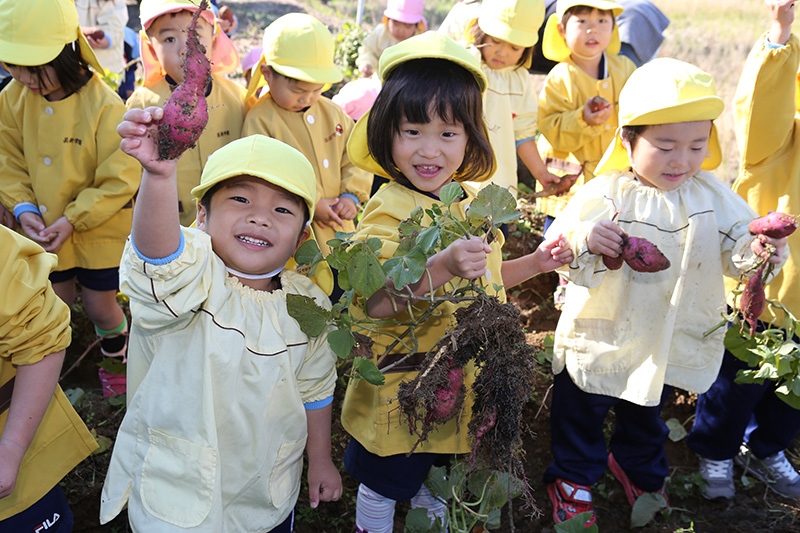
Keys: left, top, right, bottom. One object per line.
{"left": 729, "top": 33, "right": 800, "bottom": 326}
{"left": 0, "top": 227, "right": 98, "bottom": 521}
{"left": 0, "top": 75, "right": 139, "bottom": 270}
{"left": 243, "top": 95, "right": 372, "bottom": 254}
{"left": 537, "top": 53, "right": 636, "bottom": 217}
{"left": 126, "top": 76, "right": 246, "bottom": 226}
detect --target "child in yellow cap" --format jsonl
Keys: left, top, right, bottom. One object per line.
{"left": 536, "top": 0, "right": 636, "bottom": 213}
{"left": 243, "top": 13, "right": 372, "bottom": 263}
{"left": 465, "top": 0, "right": 559, "bottom": 196}
{"left": 0, "top": 0, "right": 140, "bottom": 397}
{"left": 0, "top": 224, "right": 98, "bottom": 532}
{"left": 541, "top": 57, "right": 789, "bottom": 527}
{"left": 101, "top": 116, "right": 343, "bottom": 530}
{"left": 341, "top": 31, "right": 573, "bottom": 532}
{"left": 131, "top": 0, "right": 246, "bottom": 227}
{"left": 687, "top": 0, "right": 800, "bottom": 502}
{"left": 356, "top": 0, "right": 427, "bottom": 78}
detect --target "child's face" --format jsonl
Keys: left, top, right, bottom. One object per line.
{"left": 196, "top": 176, "right": 310, "bottom": 283}
{"left": 479, "top": 35, "right": 524, "bottom": 70}
{"left": 626, "top": 121, "right": 712, "bottom": 190}
{"left": 387, "top": 19, "right": 418, "bottom": 42}
{"left": 391, "top": 109, "right": 468, "bottom": 197}
{"left": 5, "top": 64, "right": 65, "bottom": 101}
{"left": 147, "top": 10, "right": 214, "bottom": 83}
{"left": 559, "top": 8, "right": 614, "bottom": 59}
{"left": 262, "top": 67, "right": 325, "bottom": 112}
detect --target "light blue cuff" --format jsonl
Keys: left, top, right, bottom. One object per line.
{"left": 339, "top": 192, "right": 360, "bottom": 207}
{"left": 515, "top": 136, "right": 537, "bottom": 148}
{"left": 765, "top": 38, "right": 785, "bottom": 49}
{"left": 130, "top": 231, "right": 185, "bottom": 265}
{"left": 13, "top": 202, "right": 41, "bottom": 221}
{"left": 304, "top": 395, "right": 334, "bottom": 411}
{"left": 104, "top": 34, "right": 113, "bottom": 48}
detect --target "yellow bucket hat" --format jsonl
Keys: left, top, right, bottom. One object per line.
{"left": 0, "top": 0, "right": 104, "bottom": 75}
{"left": 245, "top": 13, "right": 342, "bottom": 103}
{"left": 139, "top": 0, "right": 239, "bottom": 88}
{"left": 477, "top": 0, "right": 545, "bottom": 52}
{"left": 541, "top": 0, "right": 624, "bottom": 62}
{"left": 595, "top": 57, "right": 724, "bottom": 175}
{"left": 347, "top": 31, "right": 491, "bottom": 179}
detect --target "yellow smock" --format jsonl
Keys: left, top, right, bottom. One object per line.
{"left": 545, "top": 170, "right": 781, "bottom": 406}
{"left": 0, "top": 227, "right": 98, "bottom": 520}
{"left": 729, "top": 33, "right": 800, "bottom": 326}
{"left": 537, "top": 53, "right": 636, "bottom": 217}
{"left": 243, "top": 95, "right": 372, "bottom": 254}
{"left": 340, "top": 181, "right": 505, "bottom": 457}
{"left": 126, "top": 76, "right": 246, "bottom": 226}
{"left": 0, "top": 75, "right": 139, "bottom": 271}
{"left": 100, "top": 229, "right": 337, "bottom": 531}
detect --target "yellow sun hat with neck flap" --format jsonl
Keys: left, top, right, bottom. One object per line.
{"left": 595, "top": 57, "right": 724, "bottom": 175}
{"left": 541, "top": 0, "right": 624, "bottom": 62}
{"left": 245, "top": 13, "right": 342, "bottom": 104}
{"left": 347, "top": 31, "right": 491, "bottom": 179}
{"left": 0, "top": 0, "right": 104, "bottom": 75}
{"left": 474, "top": 0, "right": 546, "bottom": 68}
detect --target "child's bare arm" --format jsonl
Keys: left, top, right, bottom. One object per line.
{"left": 768, "top": 0, "right": 795, "bottom": 45}
{"left": 366, "top": 236, "right": 491, "bottom": 318}
{"left": 517, "top": 139, "right": 562, "bottom": 189}
{"left": 118, "top": 107, "right": 181, "bottom": 259}
{"left": 501, "top": 234, "right": 574, "bottom": 288}
{"left": 0, "top": 350, "right": 64, "bottom": 499}
{"left": 305, "top": 404, "right": 342, "bottom": 508}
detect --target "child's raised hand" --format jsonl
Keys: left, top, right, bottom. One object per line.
{"left": 587, "top": 219, "right": 625, "bottom": 257}
{"left": 332, "top": 194, "right": 358, "bottom": 220}
{"left": 314, "top": 198, "right": 345, "bottom": 229}
{"left": 583, "top": 99, "right": 613, "bottom": 126}
{"left": 535, "top": 234, "right": 574, "bottom": 270}
{"left": 752, "top": 233, "right": 789, "bottom": 264}
{"left": 307, "top": 458, "right": 343, "bottom": 509}
{"left": 440, "top": 235, "right": 492, "bottom": 280}
{"left": 360, "top": 64, "right": 374, "bottom": 78}
{"left": 117, "top": 107, "right": 175, "bottom": 177}
{"left": 768, "top": 0, "right": 795, "bottom": 44}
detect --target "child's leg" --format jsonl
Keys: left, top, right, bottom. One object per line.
{"left": 355, "top": 483, "right": 396, "bottom": 533}
{"left": 51, "top": 278, "right": 77, "bottom": 306}
{"left": 81, "top": 286, "right": 127, "bottom": 358}
{"left": 410, "top": 484, "right": 447, "bottom": 528}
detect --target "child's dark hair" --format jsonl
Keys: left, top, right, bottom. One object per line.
{"left": 620, "top": 125, "right": 647, "bottom": 149}
{"left": 199, "top": 178, "right": 311, "bottom": 235}
{"left": 469, "top": 25, "right": 533, "bottom": 69}
{"left": 561, "top": 6, "right": 618, "bottom": 28}
{"left": 6, "top": 43, "right": 91, "bottom": 98}
{"left": 366, "top": 58, "right": 494, "bottom": 185}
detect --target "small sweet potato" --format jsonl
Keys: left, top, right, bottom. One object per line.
{"left": 531, "top": 172, "right": 580, "bottom": 198}
{"left": 748, "top": 212, "right": 798, "bottom": 239}
{"left": 429, "top": 367, "right": 465, "bottom": 422}
{"left": 740, "top": 263, "right": 766, "bottom": 336}
{"left": 157, "top": 0, "right": 212, "bottom": 160}
{"left": 587, "top": 95, "right": 610, "bottom": 113}
{"left": 622, "top": 236, "right": 671, "bottom": 272}
{"left": 603, "top": 253, "right": 624, "bottom": 270}
{"left": 83, "top": 29, "right": 105, "bottom": 40}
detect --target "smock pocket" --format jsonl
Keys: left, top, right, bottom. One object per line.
{"left": 268, "top": 438, "right": 306, "bottom": 508}
{"left": 140, "top": 428, "right": 217, "bottom": 527}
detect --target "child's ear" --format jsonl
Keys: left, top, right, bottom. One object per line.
{"left": 295, "top": 226, "right": 311, "bottom": 251}
{"left": 557, "top": 23, "right": 566, "bottom": 39}
{"left": 196, "top": 202, "right": 208, "bottom": 231}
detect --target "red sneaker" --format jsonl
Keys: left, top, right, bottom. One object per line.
{"left": 547, "top": 478, "right": 597, "bottom": 527}
{"left": 608, "top": 453, "right": 669, "bottom": 507}
{"left": 98, "top": 367, "right": 127, "bottom": 397}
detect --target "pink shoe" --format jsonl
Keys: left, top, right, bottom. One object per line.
{"left": 547, "top": 478, "right": 596, "bottom": 527}
{"left": 608, "top": 453, "right": 669, "bottom": 507}
{"left": 98, "top": 367, "right": 126, "bottom": 397}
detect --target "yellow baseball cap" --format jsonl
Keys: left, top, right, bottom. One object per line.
{"left": 191, "top": 135, "right": 317, "bottom": 221}
{"left": 0, "top": 0, "right": 104, "bottom": 75}
{"left": 595, "top": 57, "right": 724, "bottom": 175}
{"left": 347, "top": 31, "right": 493, "bottom": 180}
{"left": 246, "top": 13, "right": 342, "bottom": 103}
{"left": 541, "top": 0, "right": 624, "bottom": 62}
{"left": 477, "top": 0, "right": 545, "bottom": 49}
{"left": 139, "top": 0, "right": 239, "bottom": 87}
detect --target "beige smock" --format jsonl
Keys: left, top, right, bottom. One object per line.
{"left": 243, "top": 96, "right": 372, "bottom": 254}
{"left": 545, "top": 170, "right": 781, "bottom": 407}
{"left": 0, "top": 227, "right": 98, "bottom": 520}
{"left": 729, "top": 33, "right": 800, "bottom": 326}
{"left": 100, "top": 229, "right": 337, "bottom": 532}
{"left": 340, "top": 181, "right": 505, "bottom": 457}
{"left": 126, "top": 76, "right": 246, "bottom": 226}
{"left": 537, "top": 53, "right": 636, "bottom": 217}
{"left": 466, "top": 59, "right": 538, "bottom": 195}
{"left": 437, "top": 0, "right": 482, "bottom": 42}
{"left": 356, "top": 23, "right": 423, "bottom": 75}
{"left": 0, "top": 75, "right": 139, "bottom": 271}
{"left": 75, "top": 0, "right": 129, "bottom": 75}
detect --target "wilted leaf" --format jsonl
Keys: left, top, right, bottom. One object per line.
{"left": 286, "top": 294, "right": 330, "bottom": 337}
{"left": 90, "top": 429, "right": 113, "bottom": 455}
{"left": 64, "top": 387, "right": 86, "bottom": 406}
{"left": 439, "top": 182, "right": 464, "bottom": 206}
{"left": 425, "top": 465, "right": 452, "bottom": 500}
{"left": 467, "top": 185, "right": 520, "bottom": 230}
{"left": 665, "top": 417, "right": 687, "bottom": 442}
{"left": 346, "top": 246, "right": 387, "bottom": 299}
{"left": 404, "top": 507, "right": 435, "bottom": 533}
{"left": 384, "top": 247, "right": 428, "bottom": 290}
{"left": 630, "top": 492, "right": 667, "bottom": 528}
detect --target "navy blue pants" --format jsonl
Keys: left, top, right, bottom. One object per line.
{"left": 0, "top": 485, "right": 73, "bottom": 532}
{"left": 544, "top": 371, "right": 670, "bottom": 492}
{"left": 687, "top": 324, "right": 800, "bottom": 460}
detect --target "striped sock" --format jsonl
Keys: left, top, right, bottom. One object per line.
{"left": 355, "top": 484, "right": 395, "bottom": 533}
{"left": 410, "top": 485, "right": 448, "bottom": 529}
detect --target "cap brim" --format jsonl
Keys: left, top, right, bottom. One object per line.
{"left": 347, "top": 111, "right": 391, "bottom": 178}
{"left": 541, "top": 13, "right": 621, "bottom": 62}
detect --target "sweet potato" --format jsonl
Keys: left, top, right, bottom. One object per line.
{"left": 430, "top": 367, "right": 465, "bottom": 422}
{"left": 740, "top": 263, "right": 766, "bottom": 336}
{"left": 587, "top": 95, "right": 610, "bottom": 112}
{"left": 748, "top": 212, "right": 798, "bottom": 239}
{"left": 602, "top": 253, "right": 624, "bottom": 270}
{"left": 83, "top": 29, "right": 105, "bottom": 40}
{"left": 531, "top": 163, "right": 584, "bottom": 199}
{"left": 157, "top": 0, "right": 212, "bottom": 160}
{"left": 622, "top": 235, "right": 671, "bottom": 272}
